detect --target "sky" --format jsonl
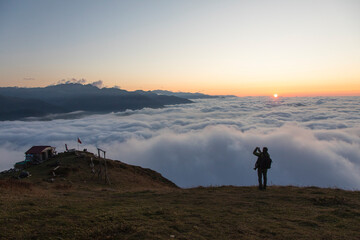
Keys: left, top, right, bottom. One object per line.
{"left": 1, "top": 96, "right": 360, "bottom": 189}
{"left": 0, "top": 0, "right": 359, "bottom": 96}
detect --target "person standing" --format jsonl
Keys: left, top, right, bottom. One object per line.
{"left": 253, "top": 147, "right": 272, "bottom": 190}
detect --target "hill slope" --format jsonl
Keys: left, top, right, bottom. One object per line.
{"left": 0, "top": 153, "right": 359, "bottom": 239}
{"left": 0, "top": 151, "right": 177, "bottom": 191}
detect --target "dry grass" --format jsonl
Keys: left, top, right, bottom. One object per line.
{"left": 0, "top": 185, "right": 359, "bottom": 240}
{"left": 1, "top": 153, "right": 359, "bottom": 239}
{"left": 1, "top": 151, "right": 177, "bottom": 192}
{"left": 0, "top": 179, "right": 32, "bottom": 191}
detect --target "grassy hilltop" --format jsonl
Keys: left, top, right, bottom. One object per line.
{"left": 0, "top": 152, "right": 359, "bottom": 239}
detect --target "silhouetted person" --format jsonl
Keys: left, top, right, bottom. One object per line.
{"left": 253, "top": 147, "right": 272, "bottom": 190}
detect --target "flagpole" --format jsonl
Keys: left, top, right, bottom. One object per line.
{"left": 77, "top": 137, "right": 82, "bottom": 151}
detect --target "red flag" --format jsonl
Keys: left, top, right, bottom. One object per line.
{"left": 77, "top": 138, "right": 82, "bottom": 144}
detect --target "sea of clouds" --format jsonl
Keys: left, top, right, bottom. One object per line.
{"left": 1, "top": 96, "right": 359, "bottom": 190}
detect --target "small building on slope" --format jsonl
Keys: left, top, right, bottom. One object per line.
{"left": 15, "top": 146, "right": 56, "bottom": 169}
{"left": 25, "top": 146, "right": 55, "bottom": 163}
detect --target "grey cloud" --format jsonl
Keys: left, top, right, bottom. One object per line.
{"left": 23, "top": 77, "right": 35, "bottom": 81}
{"left": 24, "top": 111, "right": 87, "bottom": 121}
{"left": 56, "top": 78, "right": 87, "bottom": 85}
{"left": 0, "top": 144, "right": 23, "bottom": 171}
{"left": 314, "top": 129, "right": 360, "bottom": 144}
{"left": 91, "top": 80, "right": 103, "bottom": 88}
{"left": 306, "top": 122, "right": 348, "bottom": 130}
{"left": 53, "top": 79, "right": 103, "bottom": 88}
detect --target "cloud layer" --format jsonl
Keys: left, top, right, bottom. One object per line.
{"left": 1, "top": 97, "right": 359, "bottom": 189}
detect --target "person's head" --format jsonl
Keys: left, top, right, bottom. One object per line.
{"left": 263, "top": 147, "right": 268, "bottom": 153}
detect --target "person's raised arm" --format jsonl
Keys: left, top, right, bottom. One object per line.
{"left": 253, "top": 147, "right": 261, "bottom": 156}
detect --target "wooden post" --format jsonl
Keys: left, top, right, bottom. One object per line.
{"left": 97, "top": 148, "right": 110, "bottom": 185}
{"left": 97, "top": 149, "right": 102, "bottom": 180}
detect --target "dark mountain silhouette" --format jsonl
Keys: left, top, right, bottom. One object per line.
{"left": 151, "top": 90, "right": 219, "bottom": 99}
{"left": 0, "top": 84, "right": 192, "bottom": 120}
{"left": 0, "top": 95, "right": 65, "bottom": 120}
{"left": 151, "top": 90, "right": 237, "bottom": 99}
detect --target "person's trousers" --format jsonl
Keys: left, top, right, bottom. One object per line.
{"left": 257, "top": 168, "right": 268, "bottom": 189}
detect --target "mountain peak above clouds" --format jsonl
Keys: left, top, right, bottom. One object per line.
{"left": 0, "top": 84, "right": 192, "bottom": 121}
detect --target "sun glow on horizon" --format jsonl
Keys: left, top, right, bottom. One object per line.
{"left": 0, "top": 1, "right": 359, "bottom": 97}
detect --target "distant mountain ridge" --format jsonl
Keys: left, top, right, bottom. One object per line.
{"left": 0, "top": 84, "right": 192, "bottom": 120}
{"left": 151, "top": 90, "right": 218, "bottom": 99}
{"left": 151, "top": 90, "right": 236, "bottom": 99}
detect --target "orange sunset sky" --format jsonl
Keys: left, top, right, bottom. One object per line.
{"left": 0, "top": 0, "right": 359, "bottom": 97}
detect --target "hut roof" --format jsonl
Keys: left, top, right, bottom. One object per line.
{"left": 25, "top": 146, "right": 52, "bottom": 154}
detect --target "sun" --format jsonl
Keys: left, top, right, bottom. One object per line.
{"left": 273, "top": 93, "right": 278, "bottom": 98}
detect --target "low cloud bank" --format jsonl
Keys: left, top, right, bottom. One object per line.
{"left": 0, "top": 97, "right": 359, "bottom": 189}
{"left": 0, "top": 144, "right": 23, "bottom": 171}
{"left": 108, "top": 125, "right": 360, "bottom": 189}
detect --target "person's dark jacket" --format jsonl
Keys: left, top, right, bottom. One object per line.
{"left": 253, "top": 149, "right": 271, "bottom": 169}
